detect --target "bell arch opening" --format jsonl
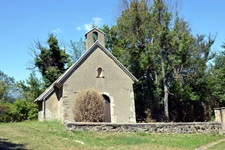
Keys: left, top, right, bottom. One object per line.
{"left": 92, "top": 31, "right": 98, "bottom": 43}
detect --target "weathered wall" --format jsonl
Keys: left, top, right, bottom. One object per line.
{"left": 45, "top": 92, "right": 59, "bottom": 120}
{"left": 65, "top": 122, "right": 223, "bottom": 134}
{"left": 37, "top": 101, "right": 44, "bottom": 121}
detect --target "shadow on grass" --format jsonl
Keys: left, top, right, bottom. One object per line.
{"left": 0, "top": 138, "right": 26, "bottom": 150}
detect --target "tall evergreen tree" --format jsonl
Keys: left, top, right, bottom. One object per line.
{"left": 211, "top": 45, "right": 225, "bottom": 104}
{"left": 17, "top": 71, "right": 44, "bottom": 102}
{"left": 32, "top": 34, "right": 70, "bottom": 88}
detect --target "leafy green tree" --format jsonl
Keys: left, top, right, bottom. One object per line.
{"left": 104, "top": 0, "right": 216, "bottom": 122}
{"left": 32, "top": 34, "right": 70, "bottom": 88}
{"left": 211, "top": 47, "right": 225, "bottom": 103}
{"left": 112, "top": 0, "right": 185, "bottom": 121}
{"left": 169, "top": 34, "right": 215, "bottom": 121}
{"left": 0, "top": 81, "right": 8, "bottom": 102}
{"left": 17, "top": 71, "right": 44, "bottom": 102}
{"left": 0, "top": 102, "right": 10, "bottom": 122}
{"left": 112, "top": 0, "right": 154, "bottom": 122}
{"left": 0, "top": 71, "right": 42, "bottom": 122}
{"left": 149, "top": 0, "right": 174, "bottom": 121}
{"left": 0, "top": 99, "right": 38, "bottom": 122}
{"left": 7, "top": 99, "right": 38, "bottom": 122}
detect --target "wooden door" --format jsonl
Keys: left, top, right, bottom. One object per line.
{"left": 102, "top": 95, "right": 111, "bottom": 122}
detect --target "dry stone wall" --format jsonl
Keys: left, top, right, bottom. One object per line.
{"left": 65, "top": 122, "right": 222, "bottom": 134}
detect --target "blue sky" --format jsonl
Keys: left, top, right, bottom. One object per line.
{"left": 1, "top": 0, "right": 225, "bottom": 82}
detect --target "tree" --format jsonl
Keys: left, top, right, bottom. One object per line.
{"left": 109, "top": 0, "right": 155, "bottom": 122}
{"left": 31, "top": 34, "right": 70, "bottom": 88}
{"left": 211, "top": 46, "right": 225, "bottom": 103}
{"left": 0, "top": 71, "right": 16, "bottom": 102}
{"left": 68, "top": 38, "right": 85, "bottom": 65}
{"left": 17, "top": 71, "right": 44, "bottom": 102}
{"left": 149, "top": 0, "right": 173, "bottom": 121}
{"left": 0, "top": 71, "right": 40, "bottom": 122}
{"left": 104, "top": 0, "right": 216, "bottom": 122}
{"left": 169, "top": 34, "right": 215, "bottom": 121}
{"left": 0, "top": 81, "right": 8, "bottom": 102}
{"left": 110, "top": 0, "right": 182, "bottom": 121}
{"left": 6, "top": 99, "right": 38, "bottom": 122}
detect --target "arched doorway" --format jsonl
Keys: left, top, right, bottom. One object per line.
{"left": 102, "top": 94, "right": 111, "bottom": 122}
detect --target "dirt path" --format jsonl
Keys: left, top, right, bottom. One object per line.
{"left": 195, "top": 138, "right": 225, "bottom": 150}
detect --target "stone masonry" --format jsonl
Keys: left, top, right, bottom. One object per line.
{"left": 65, "top": 122, "right": 222, "bottom": 134}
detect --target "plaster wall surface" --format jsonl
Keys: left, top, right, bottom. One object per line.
{"left": 62, "top": 46, "right": 136, "bottom": 123}
{"left": 45, "top": 92, "right": 58, "bottom": 120}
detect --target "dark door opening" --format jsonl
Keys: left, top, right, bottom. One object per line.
{"left": 102, "top": 94, "right": 111, "bottom": 122}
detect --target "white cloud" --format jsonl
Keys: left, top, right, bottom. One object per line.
{"left": 76, "top": 27, "right": 82, "bottom": 31}
{"left": 76, "top": 17, "right": 103, "bottom": 31}
{"left": 52, "top": 28, "right": 63, "bottom": 34}
{"left": 93, "top": 17, "right": 103, "bottom": 27}
{"left": 84, "top": 24, "right": 92, "bottom": 31}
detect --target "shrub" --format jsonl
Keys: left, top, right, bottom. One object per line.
{"left": 73, "top": 88, "right": 105, "bottom": 122}
{"left": 0, "top": 103, "right": 10, "bottom": 122}
{"left": 0, "top": 100, "right": 38, "bottom": 122}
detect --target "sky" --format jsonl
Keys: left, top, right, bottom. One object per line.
{"left": 1, "top": 0, "right": 225, "bottom": 82}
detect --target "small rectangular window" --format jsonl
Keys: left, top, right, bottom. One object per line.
{"left": 96, "top": 67, "right": 104, "bottom": 78}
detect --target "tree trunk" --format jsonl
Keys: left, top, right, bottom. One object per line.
{"left": 161, "top": 52, "right": 169, "bottom": 121}
{"left": 163, "top": 77, "right": 169, "bottom": 121}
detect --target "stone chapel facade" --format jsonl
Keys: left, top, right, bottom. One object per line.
{"left": 35, "top": 28, "right": 137, "bottom": 123}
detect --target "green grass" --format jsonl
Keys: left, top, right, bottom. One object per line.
{"left": 208, "top": 141, "right": 225, "bottom": 150}
{"left": 0, "top": 121, "right": 224, "bottom": 150}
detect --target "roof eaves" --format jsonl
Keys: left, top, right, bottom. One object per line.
{"left": 84, "top": 28, "right": 105, "bottom": 36}
{"left": 34, "top": 86, "right": 54, "bottom": 102}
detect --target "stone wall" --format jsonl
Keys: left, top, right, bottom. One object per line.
{"left": 65, "top": 122, "right": 222, "bottom": 134}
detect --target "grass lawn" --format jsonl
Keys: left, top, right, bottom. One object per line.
{"left": 0, "top": 121, "right": 224, "bottom": 150}
{"left": 208, "top": 141, "right": 225, "bottom": 150}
